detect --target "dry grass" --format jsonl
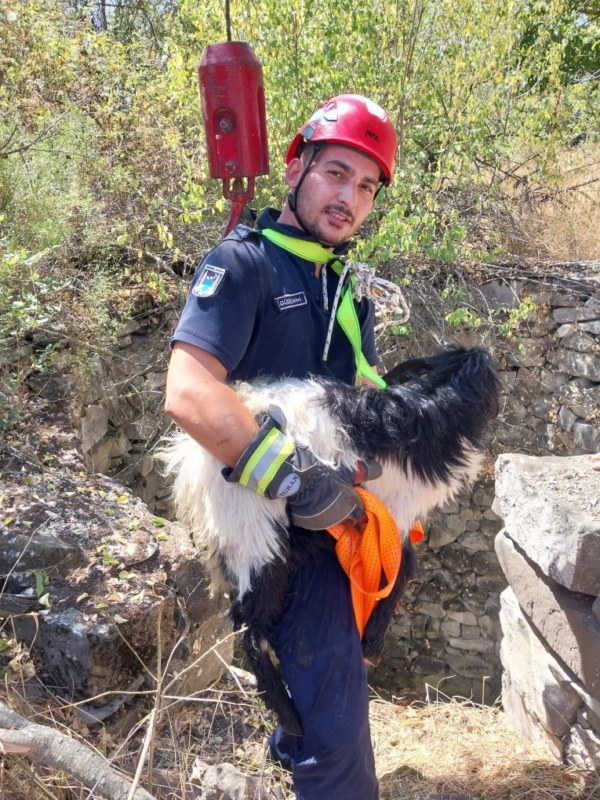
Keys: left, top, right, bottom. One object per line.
{"left": 492, "top": 143, "right": 600, "bottom": 261}
{"left": 1, "top": 658, "right": 599, "bottom": 800}
{"left": 371, "top": 694, "right": 599, "bottom": 800}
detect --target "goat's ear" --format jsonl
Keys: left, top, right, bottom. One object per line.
{"left": 382, "top": 364, "right": 401, "bottom": 385}
{"left": 382, "top": 356, "right": 429, "bottom": 386}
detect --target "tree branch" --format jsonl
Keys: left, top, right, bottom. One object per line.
{"left": 0, "top": 699, "right": 157, "bottom": 800}
{"left": 0, "top": 90, "right": 100, "bottom": 159}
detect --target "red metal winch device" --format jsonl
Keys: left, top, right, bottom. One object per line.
{"left": 198, "top": 41, "right": 269, "bottom": 235}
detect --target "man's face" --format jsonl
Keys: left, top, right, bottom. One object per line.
{"left": 283, "top": 144, "right": 381, "bottom": 247}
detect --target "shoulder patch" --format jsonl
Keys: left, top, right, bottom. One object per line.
{"left": 192, "top": 264, "right": 227, "bottom": 298}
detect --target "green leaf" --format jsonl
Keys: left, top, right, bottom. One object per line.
{"left": 35, "top": 570, "right": 49, "bottom": 597}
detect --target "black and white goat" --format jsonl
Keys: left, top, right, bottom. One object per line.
{"left": 161, "top": 347, "right": 499, "bottom": 735}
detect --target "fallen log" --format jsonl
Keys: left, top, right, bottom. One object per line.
{"left": 0, "top": 699, "right": 157, "bottom": 800}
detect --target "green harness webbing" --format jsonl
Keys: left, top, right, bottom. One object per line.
{"left": 260, "top": 228, "right": 387, "bottom": 389}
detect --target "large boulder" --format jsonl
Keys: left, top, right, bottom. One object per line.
{"left": 495, "top": 530, "right": 600, "bottom": 697}
{"left": 493, "top": 454, "right": 600, "bottom": 594}
{"left": 0, "top": 427, "right": 232, "bottom": 720}
{"left": 499, "top": 588, "right": 581, "bottom": 760}
{"left": 494, "top": 453, "right": 600, "bottom": 770}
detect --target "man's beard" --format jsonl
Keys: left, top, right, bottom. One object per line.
{"left": 304, "top": 204, "right": 355, "bottom": 247}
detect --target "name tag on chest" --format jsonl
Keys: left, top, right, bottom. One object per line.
{"left": 274, "top": 292, "right": 308, "bottom": 312}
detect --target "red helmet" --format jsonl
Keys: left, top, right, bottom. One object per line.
{"left": 286, "top": 94, "right": 397, "bottom": 185}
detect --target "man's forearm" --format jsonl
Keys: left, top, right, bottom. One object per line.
{"left": 165, "top": 342, "right": 258, "bottom": 467}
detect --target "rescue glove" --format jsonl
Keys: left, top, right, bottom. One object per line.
{"left": 222, "top": 405, "right": 381, "bottom": 531}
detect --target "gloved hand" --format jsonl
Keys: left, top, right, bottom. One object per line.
{"left": 222, "top": 405, "right": 381, "bottom": 531}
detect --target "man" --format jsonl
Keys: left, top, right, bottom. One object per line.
{"left": 165, "top": 94, "right": 397, "bottom": 800}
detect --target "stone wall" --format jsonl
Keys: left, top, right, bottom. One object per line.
{"left": 493, "top": 453, "right": 600, "bottom": 770}
{"left": 71, "top": 306, "right": 179, "bottom": 517}
{"left": 372, "top": 278, "right": 600, "bottom": 702}
{"left": 25, "top": 270, "right": 598, "bottom": 703}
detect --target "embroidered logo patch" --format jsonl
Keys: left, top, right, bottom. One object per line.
{"left": 192, "top": 265, "right": 226, "bottom": 298}
{"left": 274, "top": 292, "right": 307, "bottom": 312}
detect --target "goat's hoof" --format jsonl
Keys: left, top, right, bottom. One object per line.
{"left": 361, "top": 645, "right": 383, "bottom": 666}
{"left": 363, "top": 655, "right": 381, "bottom": 667}
{"left": 281, "top": 714, "right": 304, "bottom": 737}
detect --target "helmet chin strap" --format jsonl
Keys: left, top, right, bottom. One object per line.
{"left": 287, "top": 144, "right": 333, "bottom": 245}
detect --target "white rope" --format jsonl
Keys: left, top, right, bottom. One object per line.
{"left": 348, "top": 260, "right": 411, "bottom": 334}
{"left": 321, "top": 260, "right": 329, "bottom": 312}
{"left": 322, "top": 260, "right": 352, "bottom": 362}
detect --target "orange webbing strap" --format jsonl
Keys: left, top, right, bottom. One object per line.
{"left": 327, "top": 487, "right": 425, "bottom": 638}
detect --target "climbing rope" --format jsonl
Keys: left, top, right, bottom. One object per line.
{"left": 348, "top": 260, "right": 411, "bottom": 335}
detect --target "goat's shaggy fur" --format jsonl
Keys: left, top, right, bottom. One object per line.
{"left": 161, "top": 347, "right": 499, "bottom": 735}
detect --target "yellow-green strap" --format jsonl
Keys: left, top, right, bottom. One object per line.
{"left": 336, "top": 289, "right": 387, "bottom": 389}
{"left": 260, "top": 228, "right": 387, "bottom": 389}
{"left": 261, "top": 227, "right": 332, "bottom": 264}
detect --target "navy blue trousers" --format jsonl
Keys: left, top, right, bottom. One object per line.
{"left": 269, "top": 546, "right": 378, "bottom": 800}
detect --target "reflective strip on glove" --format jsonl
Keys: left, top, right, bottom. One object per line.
{"left": 239, "top": 427, "right": 296, "bottom": 496}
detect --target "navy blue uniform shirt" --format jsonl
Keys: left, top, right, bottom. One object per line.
{"left": 171, "top": 209, "right": 379, "bottom": 385}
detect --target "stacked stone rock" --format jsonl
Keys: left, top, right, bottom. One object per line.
{"left": 374, "top": 282, "right": 600, "bottom": 702}
{"left": 494, "top": 453, "right": 600, "bottom": 770}
{"left": 74, "top": 309, "right": 179, "bottom": 517}
{"left": 378, "top": 485, "right": 505, "bottom": 702}
{"left": 493, "top": 289, "right": 599, "bottom": 456}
